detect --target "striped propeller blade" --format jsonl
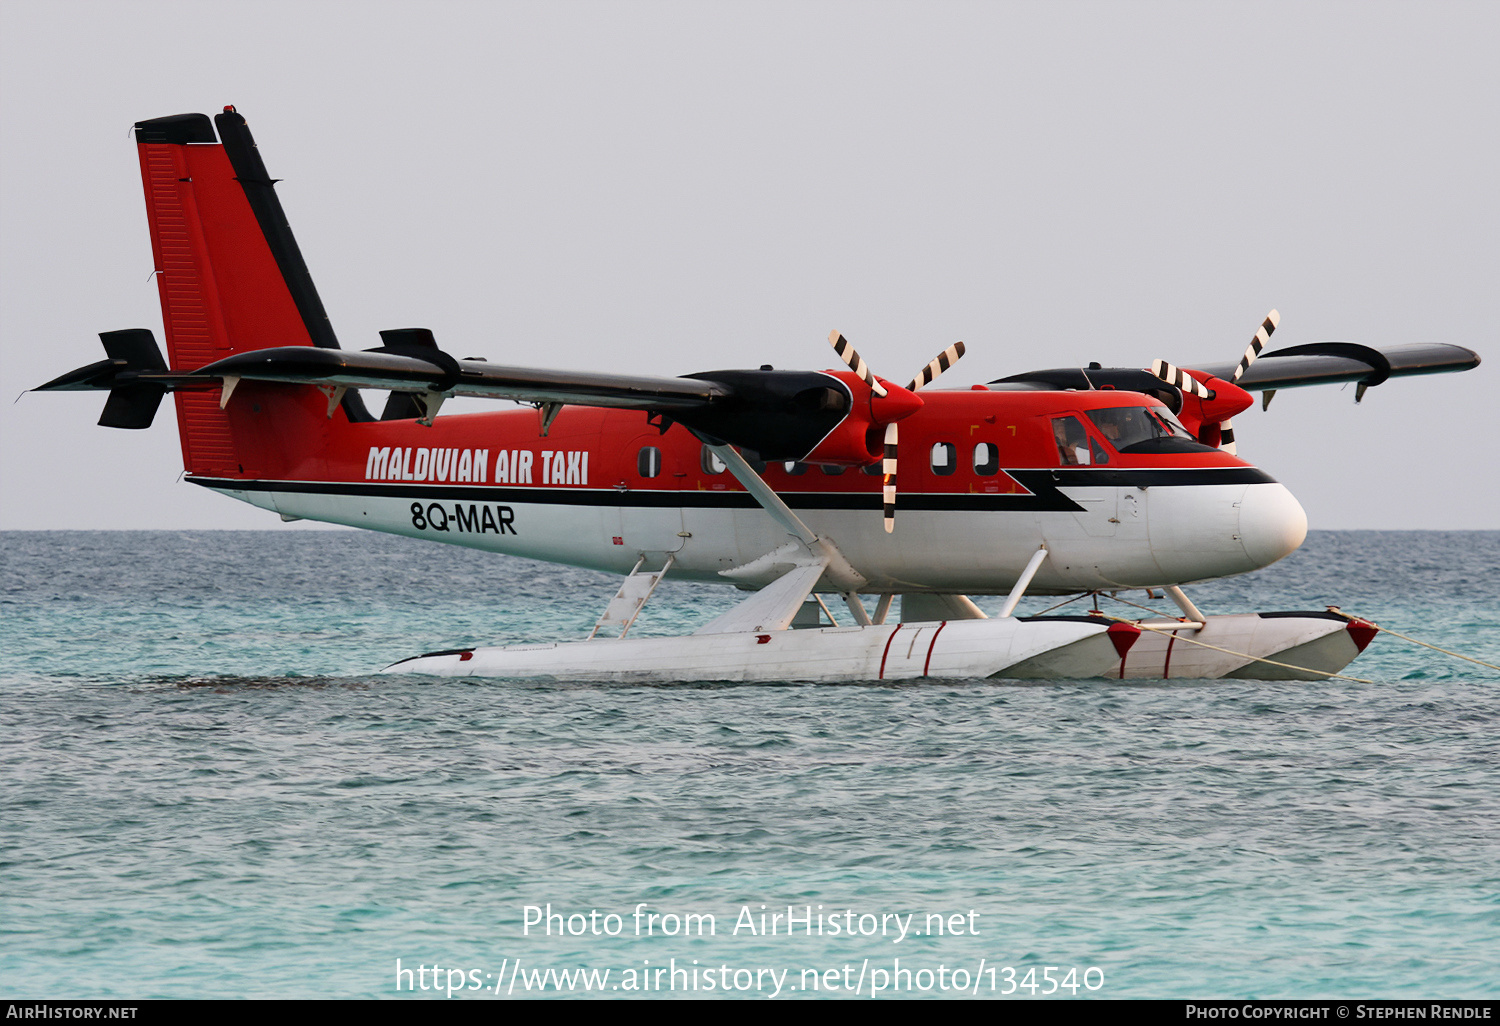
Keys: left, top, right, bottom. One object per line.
{"left": 828, "top": 331, "right": 887, "bottom": 397}
{"left": 906, "top": 341, "right": 966, "bottom": 392}
{"left": 1231, "top": 309, "right": 1279, "bottom": 383}
{"left": 1220, "top": 310, "right": 1279, "bottom": 455}
{"left": 1150, "top": 359, "right": 1215, "bottom": 399}
{"left": 824, "top": 331, "right": 964, "bottom": 532}
{"left": 882, "top": 421, "right": 898, "bottom": 533}
{"left": 1219, "top": 418, "right": 1239, "bottom": 456}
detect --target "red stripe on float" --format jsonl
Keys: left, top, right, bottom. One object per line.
{"left": 923, "top": 621, "right": 948, "bottom": 677}
{"left": 878, "top": 624, "right": 903, "bottom": 680}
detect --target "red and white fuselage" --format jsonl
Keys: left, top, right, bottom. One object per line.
{"left": 201, "top": 385, "right": 1308, "bottom": 597}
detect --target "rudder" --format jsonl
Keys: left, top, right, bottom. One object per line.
{"left": 132, "top": 107, "right": 370, "bottom": 475}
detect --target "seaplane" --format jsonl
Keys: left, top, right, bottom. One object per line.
{"left": 37, "top": 107, "right": 1481, "bottom": 683}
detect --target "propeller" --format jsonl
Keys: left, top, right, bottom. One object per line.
{"left": 1218, "top": 310, "right": 1278, "bottom": 454}
{"left": 1149, "top": 309, "right": 1278, "bottom": 454}
{"left": 1148, "top": 358, "right": 1216, "bottom": 401}
{"left": 828, "top": 332, "right": 966, "bottom": 532}
{"left": 828, "top": 331, "right": 887, "bottom": 397}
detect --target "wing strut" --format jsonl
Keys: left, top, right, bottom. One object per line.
{"left": 705, "top": 443, "right": 818, "bottom": 546}
{"left": 705, "top": 443, "right": 866, "bottom": 589}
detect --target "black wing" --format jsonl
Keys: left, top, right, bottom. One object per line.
{"left": 1191, "top": 342, "right": 1479, "bottom": 392}
{"left": 37, "top": 333, "right": 857, "bottom": 460}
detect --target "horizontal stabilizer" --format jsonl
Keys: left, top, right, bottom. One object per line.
{"left": 37, "top": 329, "right": 169, "bottom": 429}
{"left": 37, "top": 329, "right": 165, "bottom": 390}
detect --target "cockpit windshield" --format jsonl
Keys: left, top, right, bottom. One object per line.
{"left": 1087, "top": 405, "right": 1210, "bottom": 455}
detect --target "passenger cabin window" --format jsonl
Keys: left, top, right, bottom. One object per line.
{"left": 701, "top": 446, "right": 726, "bottom": 474}
{"left": 782, "top": 461, "right": 808, "bottom": 475}
{"left": 637, "top": 446, "right": 662, "bottom": 478}
{"left": 821, "top": 464, "right": 846, "bottom": 476}
{"left": 973, "top": 442, "right": 999, "bottom": 476}
{"left": 1051, "top": 416, "right": 1092, "bottom": 466}
{"left": 930, "top": 442, "right": 957, "bottom": 476}
{"left": 862, "top": 462, "right": 882, "bottom": 475}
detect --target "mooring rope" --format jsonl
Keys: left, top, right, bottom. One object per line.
{"left": 1321, "top": 608, "right": 1500, "bottom": 672}
{"left": 1031, "top": 592, "right": 1090, "bottom": 616}
{"left": 1098, "top": 592, "right": 1182, "bottom": 621}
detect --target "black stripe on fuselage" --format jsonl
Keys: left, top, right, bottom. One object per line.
{"left": 191, "top": 466, "right": 1275, "bottom": 513}
{"left": 1029, "top": 467, "right": 1275, "bottom": 488}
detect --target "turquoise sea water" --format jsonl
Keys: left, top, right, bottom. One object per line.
{"left": 2, "top": 530, "right": 1497, "bottom": 999}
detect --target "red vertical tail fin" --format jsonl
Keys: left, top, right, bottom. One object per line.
{"left": 132, "top": 108, "right": 369, "bottom": 475}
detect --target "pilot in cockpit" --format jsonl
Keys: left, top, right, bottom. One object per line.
{"left": 1052, "top": 417, "right": 1091, "bottom": 466}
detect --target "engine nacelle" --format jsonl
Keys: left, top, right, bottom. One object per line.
{"left": 800, "top": 416, "right": 885, "bottom": 465}
{"left": 667, "top": 368, "right": 924, "bottom": 465}
{"left": 1175, "top": 374, "right": 1252, "bottom": 442}
{"left": 799, "top": 371, "right": 924, "bottom": 466}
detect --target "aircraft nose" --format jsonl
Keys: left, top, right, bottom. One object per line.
{"left": 1237, "top": 483, "right": 1307, "bottom": 569}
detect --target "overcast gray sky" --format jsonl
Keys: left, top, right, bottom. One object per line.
{"left": 2, "top": 0, "right": 1495, "bottom": 530}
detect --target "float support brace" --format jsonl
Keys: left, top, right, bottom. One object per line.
{"left": 999, "top": 546, "right": 1049, "bottom": 619}
{"left": 843, "top": 592, "right": 873, "bottom": 626}
{"left": 1164, "top": 585, "right": 1206, "bottom": 623}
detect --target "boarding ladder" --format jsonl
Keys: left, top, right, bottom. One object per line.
{"left": 588, "top": 555, "right": 675, "bottom": 640}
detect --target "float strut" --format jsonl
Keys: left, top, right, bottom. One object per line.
{"left": 843, "top": 592, "right": 873, "bottom": 626}
{"left": 999, "top": 546, "right": 1049, "bottom": 619}
{"left": 1164, "top": 585, "right": 1206, "bottom": 623}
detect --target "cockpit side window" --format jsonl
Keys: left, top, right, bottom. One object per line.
{"left": 1090, "top": 437, "right": 1110, "bottom": 466}
{"left": 1150, "top": 408, "right": 1195, "bottom": 439}
{"left": 1088, "top": 406, "right": 1189, "bottom": 449}
{"left": 1087, "top": 405, "right": 1212, "bottom": 455}
{"left": 1051, "top": 416, "right": 1092, "bottom": 466}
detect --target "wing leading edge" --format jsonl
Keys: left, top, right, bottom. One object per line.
{"left": 1191, "top": 341, "right": 1479, "bottom": 392}
{"left": 37, "top": 332, "right": 866, "bottom": 461}
{"left": 194, "top": 345, "right": 730, "bottom": 410}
